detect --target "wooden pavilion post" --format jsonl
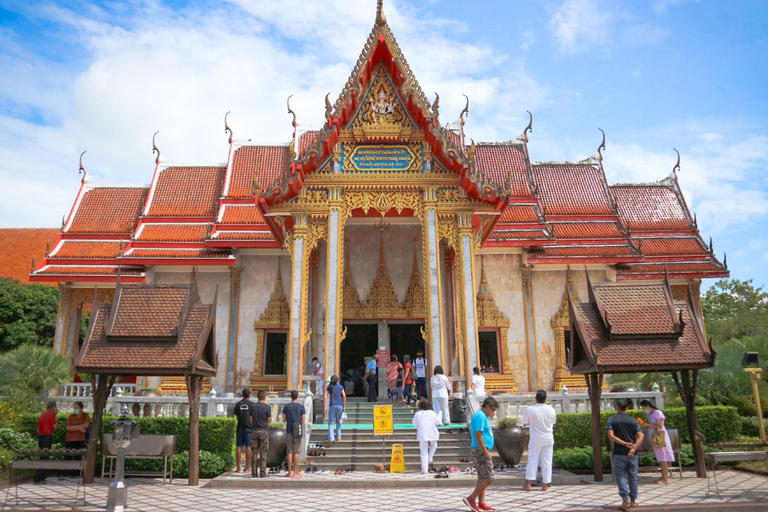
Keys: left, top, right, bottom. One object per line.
{"left": 186, "top": 375, "right": 202, "bottom": 486}
{"left": 674, "top": 369, "right": 706, "bottom": 478}
{"left": 586, "top": 372, "right": 604, "bottom": 482}
{"left": 84, "top": 373, "right": 113, "bottom": 484}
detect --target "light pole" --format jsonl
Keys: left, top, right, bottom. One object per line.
{"left": 742, "top": 352, "right": 766, "bottom": 448}
{"left": 106, "top": 406, "right": 139, "bottom": 512}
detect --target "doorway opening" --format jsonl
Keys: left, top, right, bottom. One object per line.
{"left": 339, "top": 323, "right": 378, "bottom": 397}
{"left": 388, "top": 323, "right": 425, "bottom": 365}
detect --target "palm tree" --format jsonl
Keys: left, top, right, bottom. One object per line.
{"left": 0, "top": 344, "right": 71, "bottom": 402}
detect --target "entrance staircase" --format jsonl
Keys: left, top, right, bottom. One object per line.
{"left": 309, "top": 399, "right": 471, "bottom": 472}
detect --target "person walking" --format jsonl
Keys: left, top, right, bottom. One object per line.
{"left": 607, "top": 399, "right": 644, "bottom": 511}
{"left": 464, "top": 396, "right": 499, "bottom": 512}
{"left": 521, "top": 390, "right": 556, "bottom": 492}
{"left": 234, "top": 388, "right": 258, "bottom": 474}
{"left": 64, "top": 401, "right": 90, "bottom": 476}
{"left": 414, "top": 351, "right": 428, "bottom": 400}
{"left": 34, "top": 401, "right": 58, "bottom": 483}
{"left": 324, "top": 375, "right": 346, "bottom": 443}
{"left": 471, "top": 367, "right": 486, "bottom": 401}
{"left": 251, "top": 390, "right": 272, "bottom": 478}
{"left": 639, "top": 399, "right": 673, "bottom": 484}
{"left": 283, "top": 390, "right": 306, "bottom": 478}
{"left": 365, "top": 353, "right": 379, "bottom": 402}
{"left": 402, "top": 355, "right": 418, "bottom": 406}
{"left": 386, "top": 355, "right": 403, "bottom": 402}
{"left": 412, "top": 400, "right": 441, "bottom": 474}
{"left": 430, "top": 365, "right": 451, "bottom": 426}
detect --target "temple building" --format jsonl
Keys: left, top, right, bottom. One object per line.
{"left": 30, "top": 2, "right": 728, "bottom": 396}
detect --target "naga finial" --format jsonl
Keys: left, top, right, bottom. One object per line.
{"left": 460, "top": 94, "right": 469, "bottom": 126}
{"left": 672, "top": 147, "right": 681, "bottom": 177}
{"left": 432, "top": 92, "right": 440, "bottom": 117}
{"left": 152, "top": 131, "right": 161, "bottom": 164}
{"left": 286, "top": 95, "right": 297, "bottom": 129}
{"left": 523, "top": 110, "right": 533, "bottom": 143}
{"left": 468, "top": 138, "right": 477, "bottom": 161}
{"left": 597, "top": 128, "right": 606, "bottom": 162}
{"left": 709, "top": 237, "right": 714, "bottom": 254}
{"left": 61, "top": 215, "right": 65, "bottom": 230}
{"left": 693, "top": 212, "right": 698, "bottom": 228}
{"left": 723, "top": 253, "right": 727, "bottom": 269}
{"left": 325, "top": 93, "right": 333, "bottom": 119}
{"left": 376, "top": 0, "right": 387, "bottom": 26}
{"left": 224, "top": 111, "right": 233, "bottom": 144}
{"left": 78, "top": 150, "right": 87, "bottom": 183}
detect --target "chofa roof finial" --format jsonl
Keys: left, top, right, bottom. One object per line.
{"left": 597, "top": 128, "right": 606, "bottom": 162}
{"left": 78, "top": 151, "right": 87, "bottom": 183}
{"left": 460, "top": 94, "right": 469, "bottom": 126}
{"left": 376, "top": 0, "right": 387, "bottom": 26}
{"left": 286, "top": 95, "right": 297, "bottom": 129}
{"left": 325, "top": 93, "right": 333, "bottom": 119}
{"left": 432, "top": 92, "right": 440, "bottom": 118}
{"left": 224, "top": 111, "right": 233, "bottom": 145}
{"left": 523, "top": 110, "right": 533, "bottom": 143}
{"left": 152, "top": 131, "right": 161, "bottom": 165}
{"left": 672, "top": 147, "right": 681, "bottom": 177}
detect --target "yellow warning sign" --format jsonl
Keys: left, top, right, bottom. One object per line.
{"left": 373, "top": 405, "right": 393, "bottom": 436}
{"left": 390, "top": 443, "right": 405, "bottom": 473}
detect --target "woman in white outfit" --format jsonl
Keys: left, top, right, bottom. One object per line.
{"left": 430, "top": 365, "right": 451, "bottom": 426}
{"left": 521, "top": 389, "right": 557, "bottom": 492}
{"left": 471, "top": 367, "right": 486, "bottom": 400}
{"left": 412, "top": 400, "right": 441, "bottom": 474}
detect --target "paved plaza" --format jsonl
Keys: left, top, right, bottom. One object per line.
{"left": 2, "top": 470, "right": 768, "bottom": 511}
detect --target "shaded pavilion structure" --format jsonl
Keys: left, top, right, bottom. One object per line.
{"left": 73, "top": 277, "right": 218, "bottom": 485}
{"left": 568, "top": 269, "right": 714, "bottom": 480}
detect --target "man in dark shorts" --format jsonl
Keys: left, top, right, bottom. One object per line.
{"left": 464, "top": 396, "right": 499, "bottom": 512}
{"left": 233, "top": 388, "right": 257, "bottom": 474}
{"left": 282, "top": 390, "right": 306, "bottom": 478}
{"left": 251, "top": 389, "right": 272, "bottom": 478}
{"left": 607, "top": 399, "right": 644, "bottom": 511}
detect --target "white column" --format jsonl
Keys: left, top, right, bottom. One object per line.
{"left": 461, "top": 235, "right": 479, "bottom": 372}
{"left": 288, "top": 237, "right": 305, "bottom": 390}
{"left": 324, "top": 209, "right": 340, "bottom": 379}
{"left": 425, "top": 208, "right": 444, "bottom": 367}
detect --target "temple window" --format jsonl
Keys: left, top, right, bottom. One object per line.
{"left": 478, "top": 330, "right": 500, "bottom": 374}
{"left": 263, "top": 331, "right": 288, "bottom": 375}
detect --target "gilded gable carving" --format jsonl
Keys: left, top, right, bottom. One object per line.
{"left": 351, "top": 69, "right": 413, "bottom": 140}
{"left": 476, "top": 267, "right": 510, "bottom": 329}
{"left": 254, "top": 265, "right": 290, "bottom": 330}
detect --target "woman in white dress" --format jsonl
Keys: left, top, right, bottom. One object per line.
{"left": 430, "top": 366, "right": 451, "bottom": 426}
{"left": 471, "top": 367, "right": 486, "bottom": 400}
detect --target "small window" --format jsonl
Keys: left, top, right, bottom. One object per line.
{"left": 478, "top": 331, "right": 500, "bottom": 373}
{"left": 264, "top": 332, "right": 288, "bottom": 375}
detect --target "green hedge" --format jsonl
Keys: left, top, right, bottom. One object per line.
{"left": 553, "top": 406, "right": 740, "bottom": 449}
{"left": 553, "top": 443, "right": 713, "bottom": 471}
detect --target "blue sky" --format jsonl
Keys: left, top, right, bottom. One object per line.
{"left": 0, "top": 0, "right": 766, "bottom": 290}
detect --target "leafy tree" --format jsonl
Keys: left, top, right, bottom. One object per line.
{"left": 702, "top": 279, "right": 768, "bottom": 344}
{"left": 0, "top": 345, "right": 71, "bottom": 404}
{"left": 0, "top": 278, "right": 59, "bottom": 352}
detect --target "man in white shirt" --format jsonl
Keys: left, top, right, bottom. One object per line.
{"left": 521, "top": 390, "right": 557, "bottom": 492}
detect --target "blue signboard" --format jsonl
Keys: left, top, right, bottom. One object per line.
{"left": 348, "top": 145, "right": 416, "bottom": 171}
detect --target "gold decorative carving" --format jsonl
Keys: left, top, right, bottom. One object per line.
{"left": 476, "top": 265, "right": 515, "bottom": 387}
{"left": 402, "top": 247, "right": 426, "bottom": 318}
{"left": 351, "top": 69, "right": 413, "bottom": 141}
{"left": 361, "top": 237, "right": 405, "bottom": 318}
{"left": 552, "top": 266, "right": 587, "bottom": 391}
{"left": 253, "top": 262, "right": 290, "bottom": 378}
{"left": 341, "top": 188, "right": 422, "bottom": 220}
{"left": 158, "top": 376, "right": 211, "bottom": 395}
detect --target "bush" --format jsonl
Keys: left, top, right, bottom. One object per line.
{"left": 171, "top": 451, "right": 227, "bottom": 478}
{"left": 0, "top": 428, "right": 37, "bottom": 450}
{"left": 0, "top": 446, "right": 14, "bottom": 473}
{"left": 553, "top": 406, "right": 740, "bottom": 449}
{"left": 740, "top": 416, "right": 761, "bottom": 437}
{"left": 496, "top": 417, "right": 518, "bottom": 429}
{"left": 554, "top": 443, "right": 710, "bottom": 471}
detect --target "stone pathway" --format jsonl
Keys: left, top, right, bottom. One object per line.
{"left": 1, "top": 471, "right": 767, "bottom": 511}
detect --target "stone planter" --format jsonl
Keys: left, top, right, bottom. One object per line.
{"left": 267, "top": 428, "right": 287, "bottom": 467}
{"left": 494, "top": 425, "right": 528, "bottom": 466}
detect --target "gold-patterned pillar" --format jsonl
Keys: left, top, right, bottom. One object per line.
{"left": 324, "top": 186, "right": 345, "bottom": 378}
{"left": 287, "top": 213, "right": 311, "bottom": 391}
{"left": 455, "top": 212, "right": 480, "bottom": 386}
{"left": 521, "top": 265, "right": 539, "bottom": 390}
{"left": 54, "top": 284, "right": 72, "bottom": 355}
{"left": 421, "top": 186, "right": 447, "bottom": 369}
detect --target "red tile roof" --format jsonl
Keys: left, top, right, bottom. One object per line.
{"left": 592, "top": 282, "right": 678, "bottom": 336}
{"left": 34, "top": 266, "right": 144, "bottom": 276}
{"left": 498, "top": 204, "right": 540, "bottom": 223}
{"left": 146, "top": 167, "right": 225, "bottom": 217}
{"left": 136, "top": 224, "right": 211, "bottom": 242}
{"left": 51, "top": 241, "right": 123, "bottom": 259}
{"left": 0, "top": 228, "right": 59, "bottom": 284}
{"left": 550, "top": 222, "right": 625, "bottom": 239}
{"left": 212, "top": 231, "right": 275, "bottom": 240}
{"left": 219, "top": 205, "right": 266, "bottom": 224}
{"left": 611, "top": 184, "right": 692, "bottom": 231}
{"left": 68, "top": 188, "right": 147, "bottom": 234}
{"left": 638, "top": 237, "right": 707, "bottom": 256}
{"left": 125, "top": 248, "right": 232, "bottom": 259}
{"left": 488, "top": 229, "right": 548, "bottom": 240}
{"left": 227, "top": 146, "right": 290, "bottom": 198}
{"left": 109, "top": 286, "right": 188, "bottom": 338}
{"left": 618, "top": 262, "right": 725, "bottom": 274}
{"left": 298, "top": 131, "right": 320, "bottom": 156}
{"left": 531, "top": 163, "right": 613, "bottom": 216}
{"left": 473, "top": 144, "right": 533, "bottom": 196}
{"left": 529, "top": 245, "right": 635, "bottom": 257}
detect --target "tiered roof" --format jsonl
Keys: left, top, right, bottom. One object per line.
{"left": 30, "top": 1, "right": 727, "bottom": 284}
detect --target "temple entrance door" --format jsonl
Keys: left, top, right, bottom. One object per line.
{"left": 388, "top": 323, "right": 425, "bottom": 367}
{"left": 339, "top": 323, "right": 378, "bottom": 397}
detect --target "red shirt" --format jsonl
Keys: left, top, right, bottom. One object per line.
{"left": 38, "top": 410, "right": 57, "bottom": 436}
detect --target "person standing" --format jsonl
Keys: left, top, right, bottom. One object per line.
{"left": 234, "top": 388, "right": 257, "bottom": 474}
{"left": 464, "top": 396, "right": 499, "bottom": 512}
{"left": 283, "top": 390, "right": 306, "bottom": 478}
{"left": 430, "top": 365, "right": 451, "bottom": 426}
{"left": 324, "top": 375, "right": 346, "bottom": 443}
{"left": 251, "top": 390, "right": 272, "bottom": 478}
{"left": 414, "top": 350, "right": 428, "bottom": 400}
{"left": 521, "top": 390, "right": 557, "bottom": 492}
{"left": 386, "top": 355, "right": 403, "bottom": 402}
{"left": 607, "top": 399, "right": 644, "bottom": 511}
{"left": 34, "top": 401, "right": 58, "bottom": 483}
{"left": 471, "top": 367, "right": 486, "bottom": 401}
{"left": 311, "top": 356, "right": 324, "bottom": 395}
{"left": 64, "top": 401, "right": 90, "bottom": 476}
{"left": 639, "top": 399, "right": 673, "bottom": 484}
{"left": 402, "top": 355, "right": 417, "bottom": 406}
{"left": 365, "top": 353, "right": 379, "bottom": 402}
{"left": 412, "top": 400, "right": 441, "bottom": 474}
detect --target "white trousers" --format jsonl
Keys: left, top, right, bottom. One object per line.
{"left": 433, "top": 397, "right": 450, "bottom": 425}
{"left": 419, "top": 440, "right": 438, "bottom": 474}
{"left": 526, "top": 443, "right": 554, "bottom": 483}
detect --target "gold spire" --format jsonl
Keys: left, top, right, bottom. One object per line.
{"left": 376, "top": 0, "right": 387, "bottom": 26}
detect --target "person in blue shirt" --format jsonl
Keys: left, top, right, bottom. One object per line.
{"left": 464, "top": 396, "right": 499, "bottom": 512}
{"left": 365, "top": 353, "right": 379, "bottom": 402}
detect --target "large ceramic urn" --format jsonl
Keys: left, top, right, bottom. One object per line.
{"left": 267, "top": 428, "right": 288, "bottom": 467}
{"left": 494, "top": 424, "right": 529, "bottom": 466}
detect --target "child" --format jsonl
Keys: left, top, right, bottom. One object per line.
{"left": 412, "top": 399, "right": 441, "bottom": 474}
{"left": 396, "top": 367, "right": 404, "bottom": 401}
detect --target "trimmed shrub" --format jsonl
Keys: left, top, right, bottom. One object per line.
{"left": 740, "top": 416, "right": 761, "bottom": 438}
{"left": 171, "top": 451, "right": 227, "bottom": 478}
{"left": 553, "top": 406, "right": 740, "bottom": 449}
{"left": 554, "top": 443, "right": 707, "bottom": 471}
